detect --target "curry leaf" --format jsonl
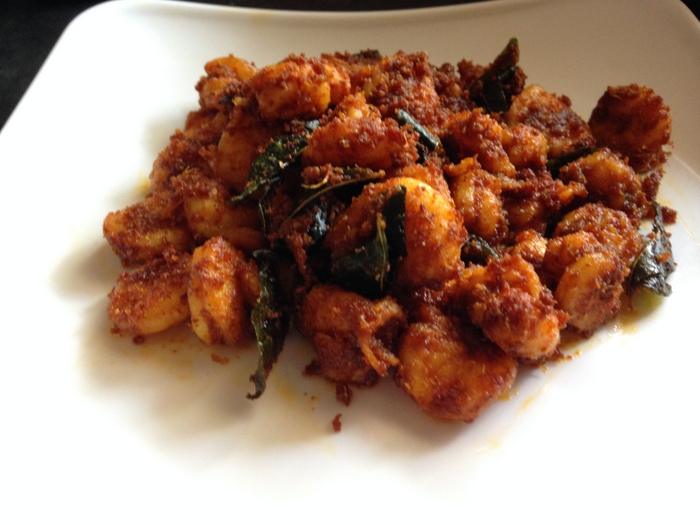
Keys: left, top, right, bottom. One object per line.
{"left": 461, "top": 234, "right": 500, "bottom": 265}
{"left": 547, "top": 145, "right": 598, "bottom": 177}
{"left": 628, "top": 201, "right": 675, "bottom": 296}
{"left": 470, "top": 38, "right": 520, "bottom": 113}
{"left": 248, "top": 249, "right": 290, "bottom": 400}
{"left": 289, "top": 167, "right": 384, "bottom": 218}
{"left": 331, "top": 185, "right": 406, "bottom": 298}
{"left": 332, "top": 213, "right": 390, "bottom": 298}
{"left": 230, "top": 121, "right": 319, "bottom": 204}
{"left": 383, "top": 184, "right": 407, "bottom": 259}
{"left": 395, "top": 109, "right": 441, "bottom": 152}
{"left": 230, "top": 134, "right": 305, "bottom": 203}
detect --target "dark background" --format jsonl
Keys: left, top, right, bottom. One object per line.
{"left": 2, "top": 0, "right": 699, "bottom": 131}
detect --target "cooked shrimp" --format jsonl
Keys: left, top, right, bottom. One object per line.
{"left": 195, "top": 54, "right": 258, "bottom": 111}
{"left": 302, "top": 92, "right": 419, "bottom": 170}
{"left": 506, "top": 84, "right": 596, "bottom": 158}
{"left": 396, "top": 307, "right": 517, "bottom": 422}
{"left": 363, "top": 51, "right": 443, "bottom": 131}
{"left": 443, "top": 109, "right": 516, "bottom": 177}
{"left": 558, "top": 148, "right": 649, "bottom": 225}
{"left": 320, "top": 50, "right": 384, "bottom": 96}
{"left": 324, "top": 176, "right": 467, "bottom": 290}
{"left": 432, "top": 61, "right": 472, "bottom": 115}
{"left": 188, "top": 237, "right": 260, "bottom": 346}
{"left": 546, "top": 203, "right": 642, "bottom": 333}
{"left": 390, "top": 158, "right": 451, "bottom": 199}
{"left": 298, "top": 284, "right": 406, "bottom": 386}
{"left": 320, "top": 58, "right": 353, "bottom": 106}
{"left": 542, "top": 231, "right": 605, "bottom": 285}
{"left": 554, "top": 252, "right": 628, "bottom": 334}
{"left": 589, "top": 84, "right": 672, "bottom": 172}
{"left": 148, "top": 101, "right": 230, "bottom": 193}
{"left": 103, "top": 187, "right": 192, "bottom": 267}
{"left": 498, "top": 168, "right": 586, "bottom": 236}
{"left": 444, "top": 156, "right": 508, "bottom": 243}
{"left": 172, "top": 168, "right": 265, "bottom": 253}
{"left": 508, "top": 229, "right": 548, "bottom": 269}
{"left": 396, "top": 177, "right": 467, "bottom": 289}
{"left": 553, "top": 202, "right": 644, "bottom": 267}
{"left": 214, "top": 105, "right": 283, "bottom": 193}
{"left": 248, "top": 55, "right": 349, "bottom": 121}
{"left": 501, "top": 123, "right": 549, "bottom": 170}
{"left": 107, "top": 250, "right": 192, "bottom": 337}
{"left": 459, "top": 254, "right": 567, "bottom": 361}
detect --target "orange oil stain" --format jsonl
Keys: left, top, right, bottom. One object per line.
{"left": 519, "top": 391, "right": 541, "bottom": 412}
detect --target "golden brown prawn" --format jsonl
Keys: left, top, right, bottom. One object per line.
{"left": 298, "top": 284, "right": 406, "bottom": 386}
{"left": 107, "top": 250, "right": 192, "bottom": 337}
{"left": 396, "top": 306, "right": 517, "bottom": 422}
{"left": 188, "top": 237, "right": 260, "bottom": 346}
{"left": 458, "top": 254, "right": 568, "bottom": 362}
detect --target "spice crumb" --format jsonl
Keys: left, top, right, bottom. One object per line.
{"left": 332, "top": 413, "right": 342, "bottom": 432}
{"left": 210, "top": 353, "right": 230, "bottom": 365}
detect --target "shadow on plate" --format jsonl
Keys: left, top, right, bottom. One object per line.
{"left": 50, "top": 223, "right": 649, "bottom": 469}
{"left": 51, "top": 237, "right": 526, "bottom": 458}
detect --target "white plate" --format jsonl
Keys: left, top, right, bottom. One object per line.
{"left": 2, "top": 0, "right": 700, "bottom": 522}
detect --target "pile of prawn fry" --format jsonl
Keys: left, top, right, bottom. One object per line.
{"left": 104, "top": 39, "right": 676, "bottom": 422}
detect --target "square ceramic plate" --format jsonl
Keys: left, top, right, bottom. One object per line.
{"left": 1, "top": 0, "right": 699, "bottom": 522}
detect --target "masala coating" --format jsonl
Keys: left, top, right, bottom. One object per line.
{"left": 103, "top": 43, "right": 676, "bottom": 423}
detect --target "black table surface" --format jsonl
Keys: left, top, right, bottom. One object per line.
{"left": 2, "top": 0, "right": 699, "bottom": 132}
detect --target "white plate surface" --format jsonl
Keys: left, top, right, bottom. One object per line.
{"left": 1, "top": 0, "right": 700, "bottom": 522}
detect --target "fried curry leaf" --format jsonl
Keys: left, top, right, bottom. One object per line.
{"left": 230, "top": 134, "right": 305, "bottom": 203}
{"left": 470, "top": 38, "right": 520, "bottom": 113}
{"left": 628, "top": 201, "right": 675, "bottom": 297}
{"left": 395, "top": 109, "right": 441, "bottom": 152}
{"left": 547, "top": 145, "right": 598, "bottom": 177}
{"left": 331, "top": 185, "right": 406, "bottom": 298}
{"left": 332, "top": 213, "right": 390, "bottom": 298}
{"left": 289, "top": 167, "right": 384, "bottom": 218}
{"left": 248, "top": 249, "right": 290, "bottom": 400}
{"left": 383, "top": 184, "right": 407, "bottom": 259}
{"left": 230, "top": 121, "right": 319, "bottom": 204}
{"left": 354, "top": 49, "right": 382, "bottom": 60}
{"left": 461, "top": 234, "right": 500, "bottom": 265}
